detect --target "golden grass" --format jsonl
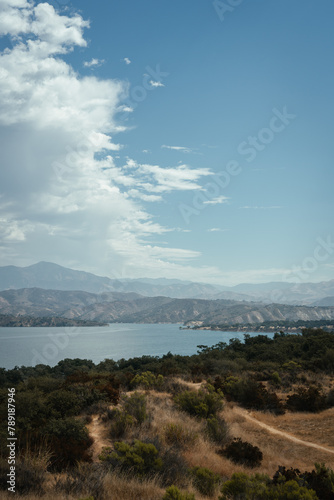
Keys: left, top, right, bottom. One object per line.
{"left": 240, "top": 406, "right": 334, "bottom": 447}
{"left": 224, "top": 404, "right": 334, "bottom": 475}
{"left": 3, "top": 379, "right": 334, "bottom": 500}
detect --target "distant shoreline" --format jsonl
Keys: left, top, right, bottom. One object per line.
{"left": 0, "top": 314, "right": 107, "bottom": 327}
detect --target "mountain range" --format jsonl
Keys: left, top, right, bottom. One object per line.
{"left": 1, "top": 287, "right": 334, "bottom": 326}
{"left": 0, "top": 261, "right": 334, "bottom": 305}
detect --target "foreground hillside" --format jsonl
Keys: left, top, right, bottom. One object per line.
{"left": 1, "top": 287, "right": 334, "bottom": 326}
{"left": 1, "top": 328, "right": 334, "bottom": 499}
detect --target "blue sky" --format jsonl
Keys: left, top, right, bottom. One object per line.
{"left": 0, "top": 0, "right": 333, "bottom": 284}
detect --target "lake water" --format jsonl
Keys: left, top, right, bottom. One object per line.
{"left": 0, "top": 324, "right": 274, "bottom": 369}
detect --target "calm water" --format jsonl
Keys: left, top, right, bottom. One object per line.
{"left": 0, "top": 324, "right": 274, "bottom": 369}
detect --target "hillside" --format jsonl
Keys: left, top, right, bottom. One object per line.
{"left": 1, "top": 287, "right": 334, "bottom": 325}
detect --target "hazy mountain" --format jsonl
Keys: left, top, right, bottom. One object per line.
{"left": 0, "top": 288, "right": 143, "bottom": 318}
{"left": 1, "top": 287, "right": 334, "bottom": 325}
{"left": 311, "top": 296, "right": 334, "bottom": 307}
{"left": 1, "top": 262, "right": 334, "bottom": 305}
{"left": 0, "top": 262, "right": 248, "bottom": 300}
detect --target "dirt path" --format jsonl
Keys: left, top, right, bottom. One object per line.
{"left": 88, "top": 415, "right": 111, "bottom": 461}
{"left": 234, "top": 407, "right": 334, "bottom": 456}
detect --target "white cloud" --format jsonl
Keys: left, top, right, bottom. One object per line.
{"left": 0, "top": 1, "right": 219, "bottom": 279}
{"left": 124, "top": 57, "right": 131, "bottom": 65}
{"left": 150, "top": 80, "right": 164, "bottom": 88}
{"left": 83, "top": 58, "right": 104, "bottom": 68}
{"left": 162, "top": 145, "right": 193, "bottom": 153}
{"left": 203, "top": 196, "right": 229, "bottom": 205}
{"left": 207, "top": 228, "right": 225, "bottom": 232}
{"left": 123, "top": 160, "right": 213, "bottom": 193}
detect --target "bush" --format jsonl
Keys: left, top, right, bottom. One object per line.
{"left": 109, "top": 408, "right": 135, "bottom": 438}
{"left": 46, "top": 389, "right": 82, "bottom": 418}
{"left": 99, "top": 440, "right": 162, "bottom": 477}
{"left": 163, "top": 422, "right": 197, "bottom": 448}
{"left": 159, "top": 446, "right": 190, "bottom": 487}
{"left": 286, "top": 386, "right": 327, "bottom": 412}
{"left": 190, "top": 466, "right": 221, "bottom": 497}
{"left": 215, "top": 376, "right": 284, "bottom": 415}
{"left": 123, "top": 392, "right": 148, "bottom": 424}
{"left": 0, "top": 453, "right": 48, "bottom": 495}
{"left": 174, "top": 387, "right": 223, "bottom": 419}
{"left": 205, "top": 416, "right": 230, "bottom": 445}
{"left": 270, "top": 371, "right": 282, "bottom": 387}
{"left": 221, "top": 438, "right": 263, "bottom": 468}
{"left": 131, "top": 371, "right": 164, "bottom": 389}
{"left": 219, "top": 472, "right": 318, "bottom": 500}
{"left": 42, "top": 417, "right": 93, "bottom": 470}
{"left": 326, "top": 389, "right": 334, "bottom": 408}
{"left": 162, "top": 485, "right": 195, "bottom": 500}
{"left": 273, "top": 463, "right": 334, "bottom": 500}
{"left": 55, "top": 463, "right": 105, "bottom": 500}
{"left": 219, "top": 472, "right": 271, "bottom": 500}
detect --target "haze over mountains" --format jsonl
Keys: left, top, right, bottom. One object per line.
{"left": 1, "top": 287, "right": 334, "bottom": 326}
{"left": 0, "top": 262, "right": 334, "bottom": 326}
{"left": 0, "top": 262, "right": 334, "bottom": 306}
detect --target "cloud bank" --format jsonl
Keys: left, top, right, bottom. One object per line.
{"left": 0, "top": 0, "right": 220, "bottom": 280}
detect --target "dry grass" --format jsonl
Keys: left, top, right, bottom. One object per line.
{"left": 3, "top": 379, "right": 334, "bottom": 500}
{"left": 224, "top": 403, "right": 334, "bottom": 475}
{"left": 240, "top": 406, "right": 334, "bottom": 448}
{"left": 103, "top": 473, "right": 164, "bottom": 500}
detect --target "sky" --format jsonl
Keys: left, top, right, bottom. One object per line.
{"left": 0, "top": 0, "right": 333, "bottom": 285}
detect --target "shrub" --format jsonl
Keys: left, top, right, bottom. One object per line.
{"left": 99, "top": 440, "right": 162, "bottom": 477}
{"left": 219, "top": 472, "right": 318, "bottom": 500}
{"left": 286, "top": 386, "right": 327, "bottom": 412}
{"left": 215, "top": 376, "right": 284, "bottom": 414}
{"left": 273, "top": 463, "right": 334, "bottom": 500}
{"left": 205, "top": 416, "right": 230, "bottom": 445}
{"left": 163, "top": 422, "right": 197, "bottom": 448}
{"left": 123, "top": 392, "right": 148, "bottom": 424}
{"left": 326, "top": 389, "right": 334, "bottom": 408}
{"left": 162, "top": 485, "right": 195, "bottom": 500}
{"left": 131, "top": 371, "right": 164, "bottom": 389}
{"left": 109, "top": 408, "right": 135, "bottom": 438}
{"left": 270, "top": 371, "right": 282, "bottom": 387}
{"left": 46, "top": 389, "right": 82, "bottom": 418}
{"left": 190, "top": 466, "right": 221, "bottom": 497}
{"left": 42, "top": 417, "right": 93, "bottom": 470}
{"left": 221, "top": 438, "right": 263, "bottom": 468}
{"left": 174, "top": 387, "right": 223, "bottom": 419}
{"left": 219, "top": 472, "right": 271, "bottom": 500}
{"left": 55, "top": 463, "right": 105, "bottom": 500}
{"left": 0, "top": 453, "right": 49, "bottom": 496}
{"left": 159, "top": 446, "right": 190, "bottom": 487}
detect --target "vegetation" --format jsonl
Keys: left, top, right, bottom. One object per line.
{"left": 0, "top": 313, "right": 106, "bottom": 327}
{"left": 0, "top": 328, "right": 334, "bottom": 498}
{"left": 221, "top": 438, "right": 263, "bottom": 468}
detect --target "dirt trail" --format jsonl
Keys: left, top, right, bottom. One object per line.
{"left": 88, "top": 415, "right": 111, "bottom": 461}
{"left": 234, "top": 407, "right": 334, "bottom": 455}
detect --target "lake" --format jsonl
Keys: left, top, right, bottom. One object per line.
{"left": 0, "top": 324, "right": 274, "bottom": 369}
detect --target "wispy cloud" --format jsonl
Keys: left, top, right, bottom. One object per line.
{"left": 124, "top": 57, "right": 131, "bottom": 65}
{"left": 150, "top": 80, "right": 164, "bottom": 87}
{"left": 239, "top": 206, "right": 283, "bottom": 210}
{"left": 207, "top": 228, "right": 225, "bottom": 232}
{"left": 162, "top": 145, "right": 193, "bottom": 153}
{"left": 203, "top": 196, "right": 229, "bottom": 205}
{"left": 83, "top": 58, "right": 104, "bottom": 68}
